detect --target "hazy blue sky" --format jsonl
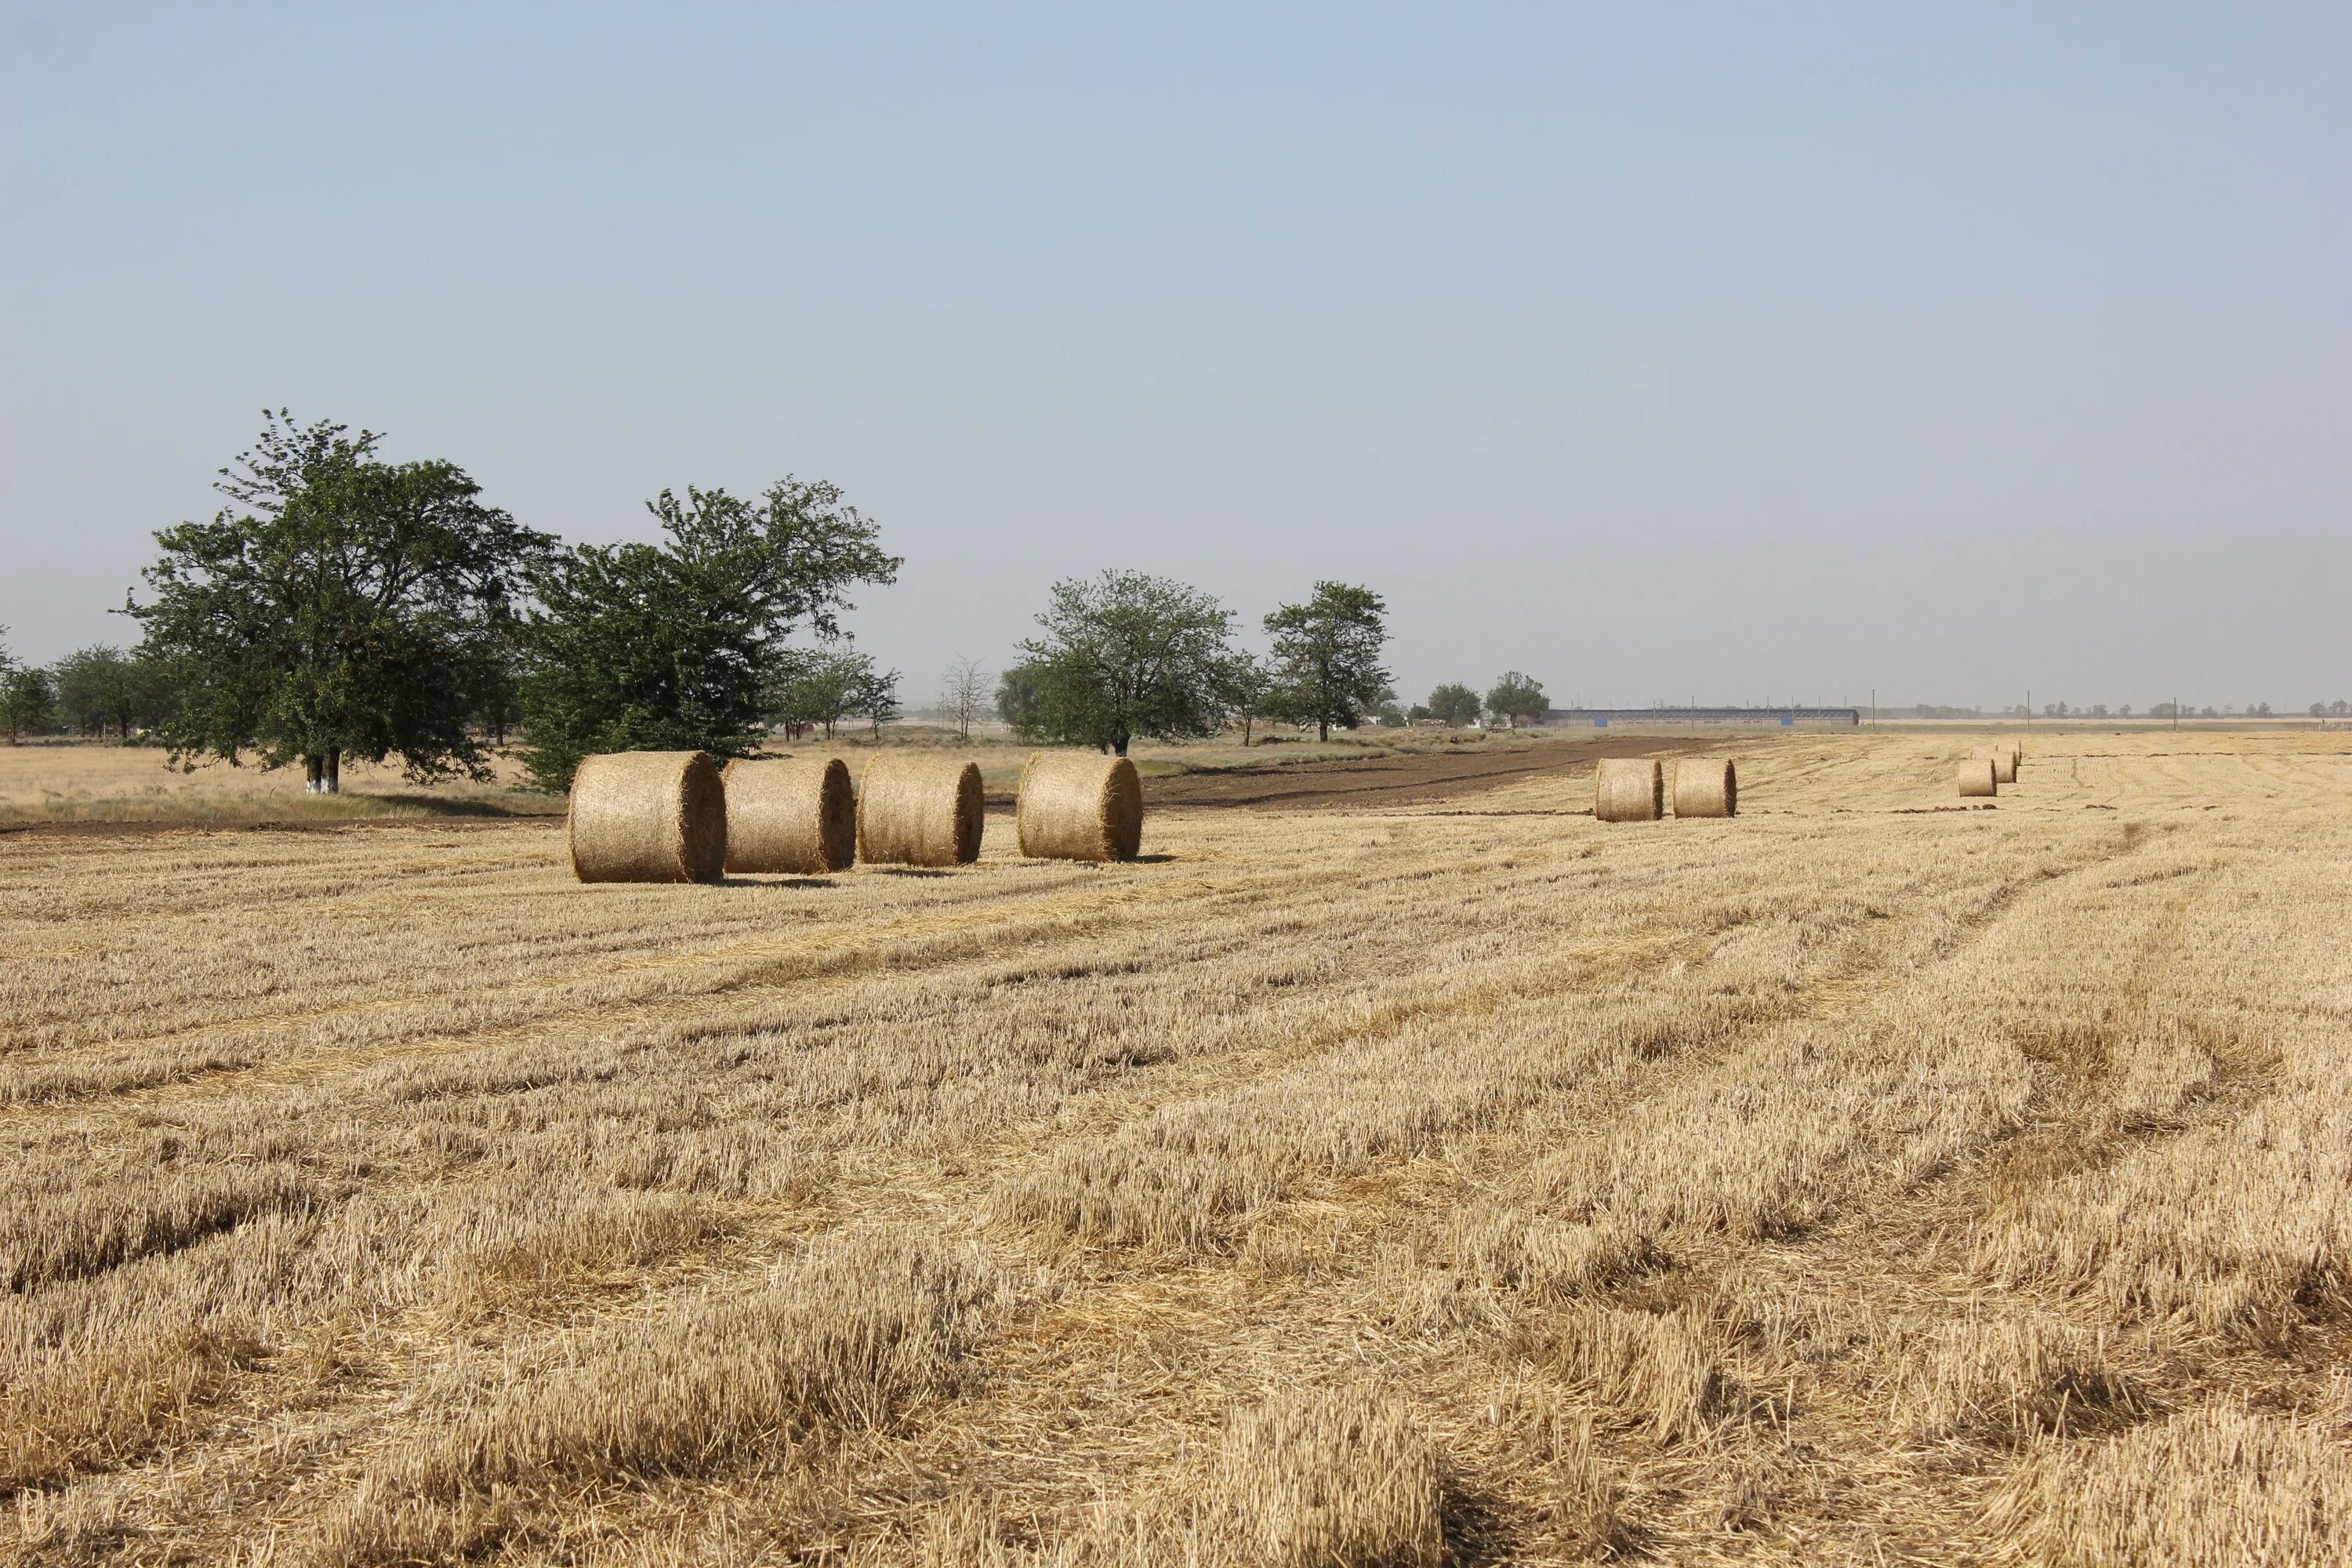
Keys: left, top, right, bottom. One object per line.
{"left": 4, "top": 3, "right": 2346, "bottom": 712}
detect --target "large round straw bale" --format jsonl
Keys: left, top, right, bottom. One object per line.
{"left": 1958, "top": 757, "right": 1998, "bottom": 798}
{"left": 720, "top": 757, "right": 855, "bottom": 873}
{"left": 1984, "top": 746, "right": 2017, "bottom": 785}
{"left": 1594, "top": 757, "right": 1664, "bottom": 822}
{"left": 1016, "top": 750, "right": 1144, "bottom": 862}
{"left": 1671, "top": 757, "right": 1738, "bottom": 818}
{"left": 568, "top": 750, "right": 727, "bottom": 884}
{"left": 858, "top": 752, "right": 984, "bottom": 866}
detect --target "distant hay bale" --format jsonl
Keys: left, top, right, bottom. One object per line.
{"left": 1671, "top": 757, "right": 1737, "bottom": 818}
{"left": 720, "top": 757, "right": 855, "bottom": 874}
{"left": 1594, "top": 757, "right": 1664, "bottom": 822}
{"left": 1016, "top": 751, "right": 1143, "bottom": 862}
{"left": 858, "top": 752, "right": 984, "bottom": 866}
{"left": 1958, "top": 757, "right": 1998, "bottom": 798}
{"left": 1985, "top": 746, "right": 2018, "bottom": 785}
{"left": 568, "top": 751, "right": 727, "bottom": 884}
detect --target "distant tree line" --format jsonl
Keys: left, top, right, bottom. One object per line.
{"left": 10, "top": 412, "right": 1423, "bottom": 786}
{"left": 993, "top": 573, "right": 1393, "bottom": 755}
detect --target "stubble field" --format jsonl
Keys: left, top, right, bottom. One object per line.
{"left": 5, "top": 729, "right": 2351, "bottom": 1565}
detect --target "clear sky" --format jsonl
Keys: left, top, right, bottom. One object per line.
{"left": 4, "top": 2, "right": 2347, "bottom": 713}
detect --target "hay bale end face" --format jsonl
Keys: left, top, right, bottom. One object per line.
{"left": 1958, "top": 758, "right": 1998, "bottom": 798}
{"left": 1671, "top": 757, "right": 1737, "bottom": 818}
{"left": 858, "top": 752, "right": 985, "bottom": 866}
{"left": 1017, "top": 751, "right": 1144, "bottom": 862}
{"left": 569, "top": 751, "right": 728, "bottom": 884}
{"left": 1595, "top": 757, "right": 1664, "bottom": 822}
{"left": 721, "top": 757, "right": 855, "bottom": 874}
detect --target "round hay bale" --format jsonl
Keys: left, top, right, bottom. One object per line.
{"left": 1594, "top": 757, "right": 1664, "bottom": 822}
{"left": 720, "top": 757, "right": 855, "bottom": 874}
{"left": 1958, "top": 757, "right": 1998, "bottom": 798}
{"left": 1016, "top": 751, "right": 1144, "bottom": 862}
{"left": 568, "top": 751, "right": 727, "bottom": 884}
{"left": 1984, "top": 746, "right": 2017, "bottom": 785}
{"left": 1671, "top": 757, "right": 1737, "bottom": 818}
{"left": 858, "top": 752, "right": 984, "bottom": 866}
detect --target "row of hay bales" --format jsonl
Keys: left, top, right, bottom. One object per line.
{"left": 1593, "top": 757, "right": 1737, "bottom": 822}
{"left": 1958, "top": 739, "right": 2024, "bottom": 797}
{"left": 566, "top": 750, "right": 1143, "bottom": 884}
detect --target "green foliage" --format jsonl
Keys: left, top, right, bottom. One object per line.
{"left": 125, "top": 412, "right": 554, "bottom": 785}
{"left": 1426, "top": 684, "right": 1481, "bottom": 727}
{"left": 1, "top": 664, "right": 55, "bottom": 742}
{"left": 1014, "top": 571, "right": 1234, "bottom": 755}
{"left": 851, "top": 659, "right": 901, "bottom": 737}
{"left": 769, "top": 648, "right": 895, "bottom": 740}
{"left": 1264, "top": 583, "right": 1392, "bottom": 742}
{"left": 519, "top": 479, "right": 899, "bottom": 789}
{"left": 1484, "top": 670, "right": 1548, "bottom": 728}
{"left": 1214, "top": 650, "right": 1276, "bottom": 746}
{"left": 52, "top": 644, "right": 169, "bottom": 739}
{"left": 996, "top": 662, "right": 1044, "bottom": 731}
{"left": 1265, "top": 583, "right": 1392, "bottom": 742}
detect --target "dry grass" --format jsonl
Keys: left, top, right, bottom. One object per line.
{"left": 4, "top": 728, "right": 2352, "bottom": 1564}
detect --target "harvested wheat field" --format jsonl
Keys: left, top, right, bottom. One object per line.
{"left": 5, "top": 728, "right": 2352, "bottom": 1565}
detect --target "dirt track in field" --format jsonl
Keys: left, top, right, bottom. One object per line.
{"left": 1144, "top": 733, "right": 1737, "bottom": 810}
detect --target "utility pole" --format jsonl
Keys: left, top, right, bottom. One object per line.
{"left": 2027, "top": 689, "right": 2032, "bottom": 731}
{"left": 1871, "top": 688, "right": 1876, "bottom": 726}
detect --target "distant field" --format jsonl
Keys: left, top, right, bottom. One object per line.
{"left": 0, "top": 730, "right": 1468, "bottom": 827}
{"left": 5, "top": 730, "right": 2350, "bottom": 1563}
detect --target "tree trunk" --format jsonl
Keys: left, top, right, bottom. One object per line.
{"left": 1112, "top": 733, "right": 1130, "bottom": 757}
{"left": 325, "top": 747, "right": 341, "bottom": 794}
{"left": 1318, "top": 717, "right": 1330, "bottom": 742}
{"left": 1242, "top": 715, "right": 1254, "bottom": 747}
{"left": 304, "top": 754, "right": 323, "bottom": 793}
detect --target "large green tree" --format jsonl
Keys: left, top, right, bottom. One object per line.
{"left": 518, "top": 480, "right": 899, "bottom": 789}
{"left": 1426, "top": 682, "right": 1482, "bottom": 728}
{"left": 125, "top": 413, "right": 553, "bottom": 791}
{"left": 1013, "top": 571, "right": 1233, "bottom": 755}
{"left": 1265, "top": 582, "right": 1391, "bottom": 742}
{"left": 1484, "top": 670, "right": 1548, "bottom": 728}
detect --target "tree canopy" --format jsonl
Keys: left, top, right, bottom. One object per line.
{"left": 53, "top": 645, "right": 169, "bottom": 739}
{"left": 1485, "top": 670, "right": 1548, "bottom": 728}
{"left": 1426, "top": 682, "right": 1482, "bottom": 727}
{"left": 125, "top": 412, "right": 553, "bottom": 790}
{"left": 1265, "top": 582, "right": 1390, "bottom": 742}
{"left": 1, "top": 665, "right": 53, "bottom": 744}
{"left": 1214, "top": 650, "right": 1277, "bottom": 746}
{"left": 768, "top": 647, "right": 896, "bottom": 740}
{"left": 1012, "top": 571, "right": 1234, "bottom": 755}
{"left": 518, "top": 479, "right": 899, "bottom": 789}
